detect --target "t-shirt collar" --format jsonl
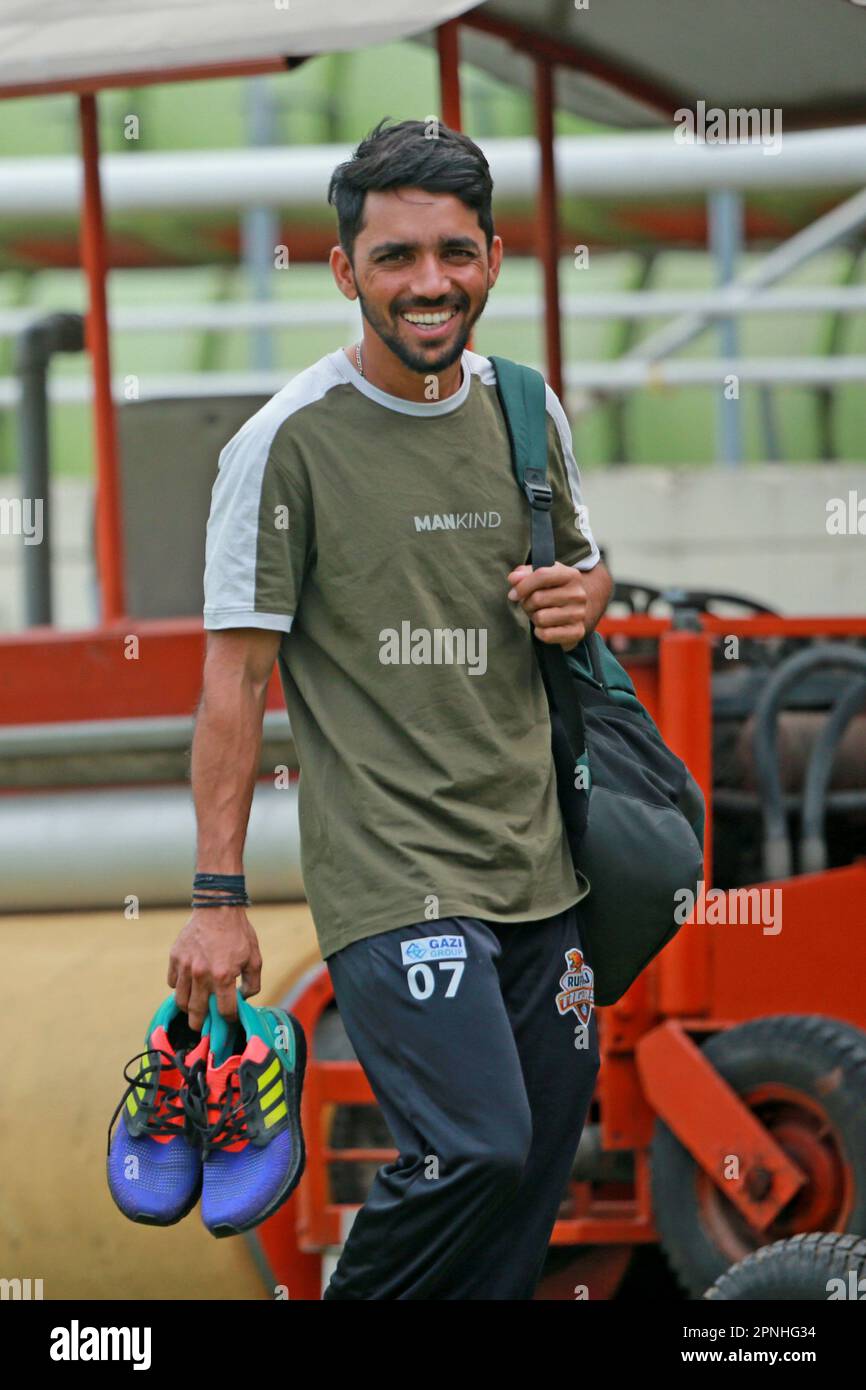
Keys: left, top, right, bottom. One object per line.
{"left": 330, "top": 346, "right": 470, "bottom": 417}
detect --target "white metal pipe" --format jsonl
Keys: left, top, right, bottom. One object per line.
{"left": 1, "top": 127, "right": 865, "bottom": 216}
{"left": 3, "top": 287, "right": 866, "bottom": 340}
{"left": 0, "top": 781, "right": 303, "bottom": 912}
{"left": 2, "top": 355, "right": 865, "bottom": 409}
{"left": 0, "top": 710, "right": 291, "bottom": 756}
{"left": 563, "top": 356, "right": 866, "bottom": 389}
{"left": 560, "top": 288, "right": 866, "bottom": 318}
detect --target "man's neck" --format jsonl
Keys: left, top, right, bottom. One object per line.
{"left": 344, "top": 342, "right": 463, "bottom": 403}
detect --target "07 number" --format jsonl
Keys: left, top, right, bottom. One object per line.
{"left": 406, "top": 960, "right": 465, "bottom": 1000}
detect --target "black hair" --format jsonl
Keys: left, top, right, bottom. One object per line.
{"left": 327, "top": 117, "right": 495, "bottom": 263}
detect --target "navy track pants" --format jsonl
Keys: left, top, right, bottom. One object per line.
{"left": 322, "top": 901, "right": 600, "bottom": 1300}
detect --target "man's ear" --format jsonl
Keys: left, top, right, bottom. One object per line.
{"left": 329, "top": 244, "right": 358, "bottom": 302}
{"left": 487, "top": 234, "right": 504, "bottom": 289}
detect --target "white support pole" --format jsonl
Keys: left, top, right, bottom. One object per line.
{"left": 708, "top": 189, "right": 744, "bottom": 467}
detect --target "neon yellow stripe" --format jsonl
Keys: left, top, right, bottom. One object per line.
{"left": 260, "top": 1080, "right": 283, "bottom": 1110}
{"left": 263, "top": 1101, "right": 287, "bottom": 1130}
{"left": 126, "top": 1076, "right": 148, "bottom": 1116}
{"left": 257, "top": 1058, "right": 280, "bottom": 1091}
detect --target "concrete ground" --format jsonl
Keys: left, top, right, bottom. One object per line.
{"left": 0, "top": 901, "right": 319, "bottom": 1300}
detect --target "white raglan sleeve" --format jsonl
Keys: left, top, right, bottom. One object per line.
{"left": 202, "top": 416, "right": 310, "bottom": 632}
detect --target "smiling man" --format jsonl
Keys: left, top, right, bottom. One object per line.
{"left": 179, "top": 118, "right": 613, "bottom": 1299}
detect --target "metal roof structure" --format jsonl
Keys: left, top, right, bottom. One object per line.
{"left": 1, "top": 1, "right": 864, "bottom": 127}
{"left": 0, "top": 0, "right": 473, "bottom": 95}
{"left": 436, "top": 0, "right": 866, "bottom": 130}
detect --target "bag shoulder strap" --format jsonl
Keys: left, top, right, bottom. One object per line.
{"left": 488, "top": 355, "right": 556, "bottom": 569}
{"left": 488, "top": 354, "right": 589, "bottom": 773}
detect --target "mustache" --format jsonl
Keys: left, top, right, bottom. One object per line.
{"left": 394, "top": 298, "right": 467, "bottom": 313}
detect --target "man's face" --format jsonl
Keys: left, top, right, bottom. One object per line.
{"left": 331, "top": 187, "right": 502, "bottom": 375}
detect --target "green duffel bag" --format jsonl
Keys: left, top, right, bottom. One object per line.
{"left": 490, "top": 355, "right": 705, "bottom": 1006}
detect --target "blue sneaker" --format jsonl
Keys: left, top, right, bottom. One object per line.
{"left": 189, "top": 992, "right": 307, "bottom": 1238}
{"left": 106, "top": 996, "right": 209, "bottom": 1225}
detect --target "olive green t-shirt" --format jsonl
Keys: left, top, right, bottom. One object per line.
{"left": 203, "top": 347, "right": 600, "bottom": 959}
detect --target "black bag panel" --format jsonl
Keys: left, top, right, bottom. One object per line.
{"left": 583, "top": 703, "right": 690, "bottom": 810}
{"left": 489, "top": 353, "right": 708, "bottom": 1007}
{"left": 680, "top": 767, "right": 707, "bottom": 849}
{"left": 548, "top": 707, "right": 589, "bottom": 851}
{"left": 578, "top": 787, "right": 705, "bottom": 1005}
{"left": 541, "top": 628, "right": 707, "bottom": 1007}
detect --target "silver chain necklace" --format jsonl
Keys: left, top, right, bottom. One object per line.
{"left": 354, "top": 342, "right": 365, "bottom": 378}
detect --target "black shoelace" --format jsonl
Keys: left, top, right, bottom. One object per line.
{"left": 106, "top": 1047, "right": 198, "bottom": 1157}
{"left": 184, "top": 1066, "right": 256, "bottom": 1157}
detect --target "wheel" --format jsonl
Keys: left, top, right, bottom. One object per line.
{"left": 611, "top": 581, "right": 663, "bottom": 615}
{"left": 659, "top": 587, "right": 779, "bottom": 617}
{"left": 650, "top": 1015, "right": 866, "bottom": 1298}
{"left": 314, "top": 1004, "right": 393, "bottom": 1204}
{"left": 704, "top": 1231, "right": 866, "bottom": 1300}
{"left": 328, "top": 1104, "right": 393, "bottom": 1204}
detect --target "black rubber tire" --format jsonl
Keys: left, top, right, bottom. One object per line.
{"left": 313, "top": 1003, "right": 357, "bottom": 1061}
{"left": 314, "top": 1004, "right": 393, "bottom": 1204}
{"left": 651, "top": 1014, "right": 866, "bottom": 1298}
{"left": 704, "top": 1231, "right": 866, "bottom": 1300}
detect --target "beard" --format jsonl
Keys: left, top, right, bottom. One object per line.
{"left": 354, "top": 283, "right": 488, "bottom": 375}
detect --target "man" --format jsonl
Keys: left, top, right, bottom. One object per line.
{"left": 171, "top": 118, "right": 613, "bottom": 1299}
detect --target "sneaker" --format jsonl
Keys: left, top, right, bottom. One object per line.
{"left": 107, "top": 995, "right": 209, "bottom": 1225}
{"left": 189, "top": 992, "right": 307, "bottom": 1238}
